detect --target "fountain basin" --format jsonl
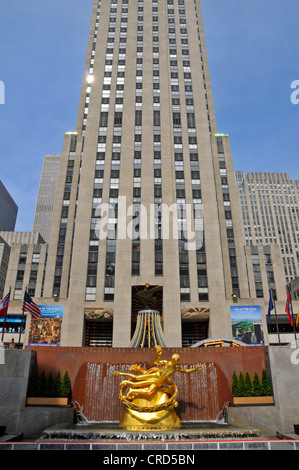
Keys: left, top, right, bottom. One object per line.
{"left": 40, "top": 421, "right": 261, "bottom": 442}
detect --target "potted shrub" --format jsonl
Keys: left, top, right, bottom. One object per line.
{"left": 232, "top": 371, "right": 239, "bottom": 398}
{"left": 261, "top": 368, "right": 272, "bottom": 397}
{"left": 26, "top": 369, "right": 71, "bottom": 406}
{"left": 252, "top": 371, "right": 262, "bottom": 397}
{"left": 60, "top": 371, "right": 72, "bottom": 400}
{"left": 231, "top": 369, "right": 274, "bottom": 405}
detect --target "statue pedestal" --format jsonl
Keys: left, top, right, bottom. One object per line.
{"left": 129, "top": 310, "right": 168, "bottom": 348}
{"left": 119, "top": 390, "right": 181, "bottom": 430}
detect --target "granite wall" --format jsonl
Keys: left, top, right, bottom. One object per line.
{"left": 229, "top": 345, "right": 299, "bottom": 435}
{"left": 0, "top": 349, "right": 74, "bottom": 438}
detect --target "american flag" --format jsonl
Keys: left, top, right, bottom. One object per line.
{"left": 0, "top": 290, "right": 10, "bottom": 317}
{"left": 23, "top": 292, "right": 42, "bottom": 319}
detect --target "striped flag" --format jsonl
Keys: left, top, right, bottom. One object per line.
{"left": 285, "top": 291, "right": 294, "bottom": 327}
{"left": 23, "top": 292, "right": 41, "bottom": 319}
{"left": 0, "top": 290, "right": 10, "bottom": 317}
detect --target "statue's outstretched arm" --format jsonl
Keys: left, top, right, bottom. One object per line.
{"left": 154, "top": 345, "right": 165, "bottom": 366}
{"left": 148, "top": 286, "right": 162, "bottom": 294}
{"left": 129, "top": 364, "right": 145, "bottom": 373}
{"left": 178, "top": 365, "right": 202, "bottom": 374}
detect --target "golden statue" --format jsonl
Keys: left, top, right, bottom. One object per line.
{"left": 114, "top": 346, "right": 202, "bottom": 429}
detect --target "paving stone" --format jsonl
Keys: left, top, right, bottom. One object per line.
{"left": 39, "top": 443, "right": 66, "bottom": 450}
{"left": 193, "top": 442, "right": 218, "bottom": 450}
{"left": 218, "top": 441, "right": 244, "bottom": 450}
{"left": 143, "top": 443, "right": 167, "bottom": 450}
{"left": 91, "top": 443, "right": 119, "bottom": 450}
{"left": 244, "top": 441, "right": 270, "bottom": 450}
{"left": 269, "top": 441, "right": 296, "bottom": 451}
{"left": 64, "top": 443, "right": 91, "bottom": 450}
{"left": 12, "top": 443, "right": 40, "bottom": 450}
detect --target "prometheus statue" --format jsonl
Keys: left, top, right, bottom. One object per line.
{"left": 114, "top": 346, "right": 202, "bottom": 429}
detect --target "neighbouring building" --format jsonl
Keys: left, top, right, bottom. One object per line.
{"left": 0, "top": 181, "right": 18, "bottom": 231}
{"left": 33, "top": 155, "right": 61, "bottom": 243}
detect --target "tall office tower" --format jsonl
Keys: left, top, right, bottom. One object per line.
{"left": 0, "top": 236, "right": 10, "bottom": 299}
{"left": 33, "top": 155, "right": 61, "bottom": 243}
{"left": 236, "top": 171, "right": 299, "bottom": 284}
{"left": 40, "top": 0, "right": 253, "bottom": 348}
{"left": 0, "top": 181, "right": 18, "bottom": 231}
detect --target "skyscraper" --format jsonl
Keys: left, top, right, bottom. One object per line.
{"left": 7, "top": 0, "right": 280, "bottom": 348}
{"left": 0, "top": 181, "right": 18, "bottom": 231}
{"left": 33, "top": 155, "right": 61, "bottom": 243}
{"left": 38, "top": 0, "right": 257, "bottom": 348}
{"left": 236, "top": 171, "right": 299, "bottom": 283}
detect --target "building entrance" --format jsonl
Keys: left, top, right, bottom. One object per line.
{"left": 130, "top": 285, "right": 166, "bottom": 347}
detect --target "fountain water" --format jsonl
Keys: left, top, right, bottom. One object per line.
{"left": 40, "top": 362, "right": 261, "bottom": 441}
{"left": 82, "top": 361, "right": 221, "bottom": 423}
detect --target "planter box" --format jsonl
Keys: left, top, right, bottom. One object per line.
{"left": 232, "top": 396, "right": 274, "bottom": 405}
{"left": 26, "top": 397, "right": 69, "bottom": 406}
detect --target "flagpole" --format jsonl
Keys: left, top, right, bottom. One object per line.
{"left": 287, "top": 284, "right": 297, "bottom": 341}
{"left": 271, "top": 288, "right": 281, "bottom": 344}
{"left": 18, "top": 285, "right": 27, "bottom": 348}
{"left": 1, "top": 286, "right": 11, "bottom": 342}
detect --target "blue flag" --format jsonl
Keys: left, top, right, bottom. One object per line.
{"left": 267, "top": 290, "right": 274, "bottom": 325}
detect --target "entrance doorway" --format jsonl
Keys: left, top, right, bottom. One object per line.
{"left": 130, "top": 285, "right": 164, "bottom": 347}
{"left": 181, "top": 320, "right": 209, "bottom": 347}
{"left": 85, "top": 321, "right": 113, "bottom": 347}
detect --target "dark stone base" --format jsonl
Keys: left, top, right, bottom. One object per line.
{"left": 39, "top": 421, "right": 261, "bottom": 441}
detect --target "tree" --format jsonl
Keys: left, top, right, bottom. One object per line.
{"left": 27, "top": 369, "right": 39, "bottom": 397}
{"left": 261, "top": 369, "right": 272, "bottom": 396}
{"left": 53, "top": 371, "right": 62, "bottom": 398}
{"left": 39, "top": 370, "right": 48, "bottom": 397}
{"left": 60, "top": 371, "right": 71, "bottom": 398}
{"left": 252, "top": 371, "right": 262, "bottom": 397}
{"left": 232, "top": 370, "right": 239, "bottom": 397}
{"left": 238, "top": 372, "right": 245, "bottom": 397}
{"left": 47, "top": 371, "right": 55, "bottom": 397}
{"left": 244, "top": 372, "right": 253, "bottom": 397}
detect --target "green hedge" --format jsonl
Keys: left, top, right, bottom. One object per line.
{"left": 27, "top": 369, "right": 71, "bottom": 399}
{"left": 232, "top": 369, "right": 272, "bottom": 397}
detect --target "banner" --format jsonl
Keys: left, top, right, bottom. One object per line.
{"left": 230, "top": 305, "right": 264, "bottom": 346}
{"left": 28, "top": 305, "right": 63, "bottom": 346}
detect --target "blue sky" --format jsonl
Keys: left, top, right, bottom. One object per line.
{"left": 0, "top": 0, "right": 298, "bottom": 232}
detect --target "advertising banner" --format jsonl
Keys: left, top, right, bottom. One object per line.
{"left": 230, "top": 305, "right": 264, "bottom": 345}
{"left": 28, "top": 305, "right": 63, "bottom": 346}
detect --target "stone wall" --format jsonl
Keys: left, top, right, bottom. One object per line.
{"left": 0, "top": 349, "right": 74, "bottom": 438}
{"left": 0, "top": 350, "right": 35, "bottom": 432}
{"left": 228, "top": 345, "right": 299, "bottom": 435}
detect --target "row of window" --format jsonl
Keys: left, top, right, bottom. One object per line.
{"left": 62, "top": 0, "right": 212, "bottom": 303}
{"left": 14, "top": 246, "right": 44, "bottom": 300}
{"left": 239, "top": 174, "right": 299, "bottom": 283}
{"left": 167, "top": 0, "right": 208, "bottom": 303}
{"left": 88, "top": 0, "right": 123, "bottom": 302}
